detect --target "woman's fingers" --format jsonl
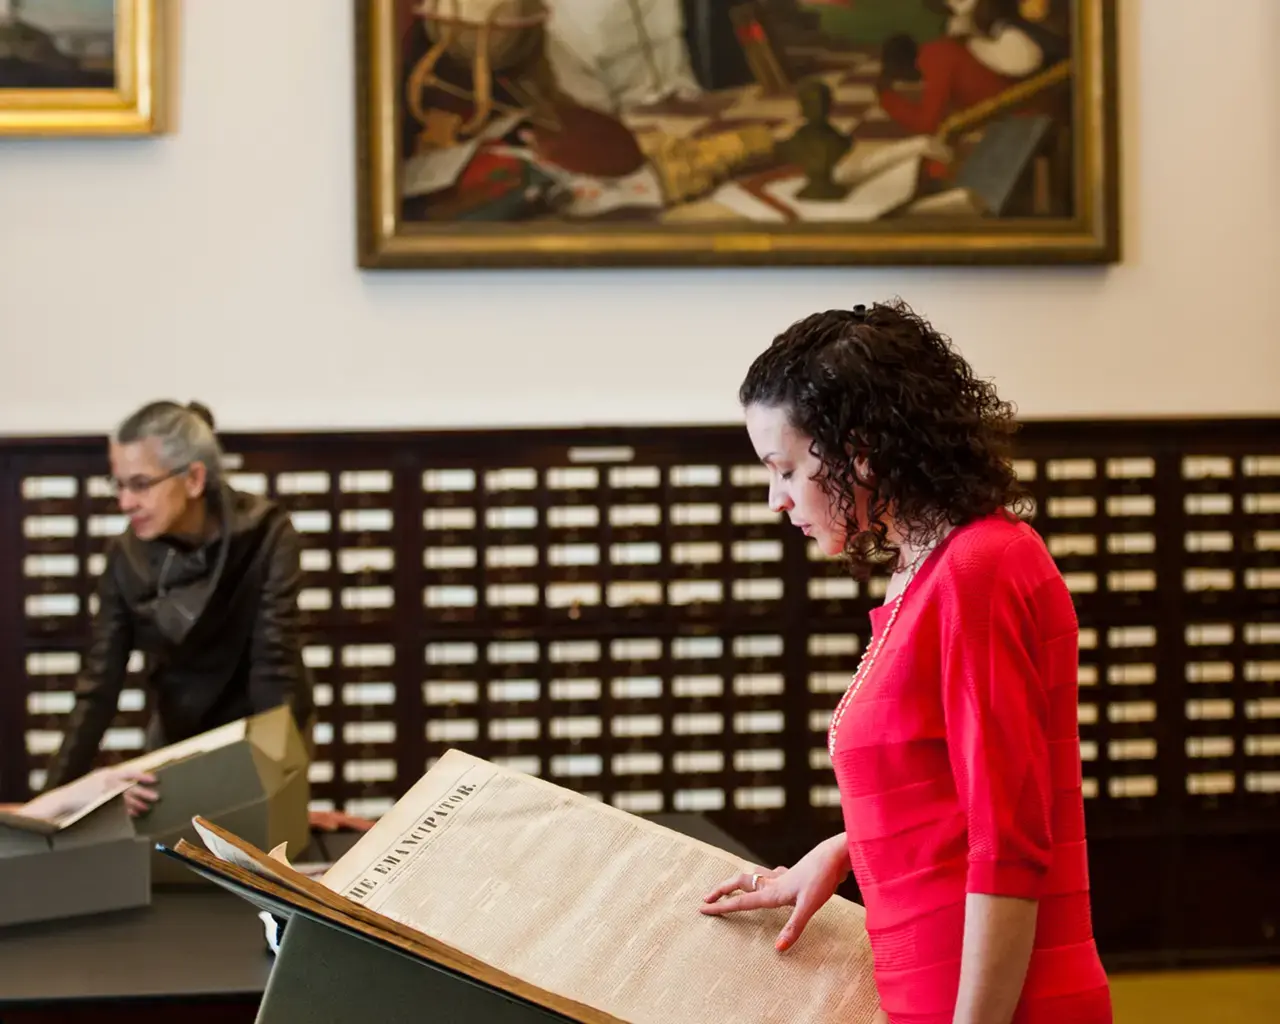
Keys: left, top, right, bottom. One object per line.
{"left": 774, "top": 888, "right": 824, "bottom": 951}
{"left": 701, "top": 866, "right": 785, "bottom": 904}
{"left": 702, "top": 871, "right": 757, "bottom": 904}
{"left": 699, "top": 885, "right": 789, "bottom": 916}
{"left": 110, "top": 767, "right": 158, "bottom": 815}
{"left": 700, "top": 866, "right": 793, "bottom": 916}
{"left": 122, "top": 784, "right": 159, "bottom": 816}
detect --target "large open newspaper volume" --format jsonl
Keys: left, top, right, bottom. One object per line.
{"left": 179, "top": 749, "right": 880, "bottom": 1024}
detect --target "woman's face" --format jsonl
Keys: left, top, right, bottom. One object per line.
{"left": 744, "top": 403, "right": 869, "bottom": 558}
{"left": 108, "top": 438, "right": 204, "bottom": 540}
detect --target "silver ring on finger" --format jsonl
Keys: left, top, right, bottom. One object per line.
{"left": 751, "top": 872, "right": 763, "bottom": 891}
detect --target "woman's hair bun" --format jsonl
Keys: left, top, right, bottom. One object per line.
{"left": 186, "top": 401, "right": 215, "bottom": 429}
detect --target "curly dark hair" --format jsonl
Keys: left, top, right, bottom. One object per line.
{"left": 739, "top": 298, "right": 1028, "bottom": 577}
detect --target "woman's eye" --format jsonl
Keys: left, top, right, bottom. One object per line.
{"left": 781, "top": 471, "right": 793, "bottom": 481}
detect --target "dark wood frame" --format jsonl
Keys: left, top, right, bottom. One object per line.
{"left": 354, "top": 0, "right": 1120, "bottom": 269}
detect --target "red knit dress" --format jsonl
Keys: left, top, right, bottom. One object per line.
{"left": 830, "top": 514, "right": 1112, "bottom": 1023}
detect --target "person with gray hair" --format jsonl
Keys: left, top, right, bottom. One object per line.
{"left": 44, "top": 400, "right": 315, "bottom": 789}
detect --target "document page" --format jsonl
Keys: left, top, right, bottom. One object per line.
{"left": 0, "top": 779, "right": 133, "bottom": 832}
{"left": 45, "top": 778, "right": 134, "bottom": 829}
{"left": 322, "top": 751, "right": 878, "bottom": 1024}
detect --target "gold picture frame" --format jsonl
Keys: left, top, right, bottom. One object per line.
{"left": 355, "top": 0, "right": 1119, "bottom": 270}
{"left": 0, "top": 0, "right": 166, "bottom": 137}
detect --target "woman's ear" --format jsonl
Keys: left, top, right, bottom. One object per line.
{"left": 184, "top": 461, "right": 209, "bottom": 499}
{"left": 852, "top": 452, "right": 875, "bottom": 489}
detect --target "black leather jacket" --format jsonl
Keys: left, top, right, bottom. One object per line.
{"left": 45, "top": 485, "right": 315, "bottom": 788}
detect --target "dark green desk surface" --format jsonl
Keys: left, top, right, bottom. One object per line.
{"left": 0, "top": 815, "right": 758, "bottom": 1020}
{"left": 0, "top": 889, "right": 266, "bottom": 1023}
{"left": 0, "top": 888, "right": 271, "bottom": 998}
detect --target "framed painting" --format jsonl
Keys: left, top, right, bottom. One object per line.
{"left": 0, "top": 0, "right": 165, "bottom": 136}
{"left": 355, "top": 0, "right": 1119, "bottom": 269}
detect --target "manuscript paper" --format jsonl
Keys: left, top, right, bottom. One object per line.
{"left": 188, "top": 749, "right": 879, "bottom": 1024}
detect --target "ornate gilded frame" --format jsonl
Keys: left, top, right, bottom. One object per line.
{"left": 0, "top": 0, "right": 166, "bottom": 137}
{"left": 354, "top": 0, "right": 1119, "bottom": 269}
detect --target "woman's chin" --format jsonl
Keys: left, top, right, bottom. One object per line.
{"left": 812, "top": 534, "right": 845, "bottom": 558}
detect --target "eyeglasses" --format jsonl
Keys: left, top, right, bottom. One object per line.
{"left": 110, "top": 464, "right": 191, "bottom": 496}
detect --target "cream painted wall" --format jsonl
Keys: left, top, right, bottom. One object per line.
{"left": 0, "top": 0, "right": 1277, "bottom": 435}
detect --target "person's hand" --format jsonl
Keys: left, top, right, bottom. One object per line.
{"left": 19, "top": 765, "right": 158, "bottom": 822}
{"left": 80, "top": 765, "right": 159, "bottom": 817}
{"left": 96, "top": 765, "right": 159, "bottom": 817}
{"left": 700, "top": 833, "right": 851, "bottom": 952}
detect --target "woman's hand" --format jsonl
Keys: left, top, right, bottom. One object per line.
{"left": 101, "top": 765, "right": 160, "bottom": 817}
{"left": 699, "top": 833, "right": 851, "bottom": 951}
{"left": 20, "top": 765, "right": 158, "bottom": 822}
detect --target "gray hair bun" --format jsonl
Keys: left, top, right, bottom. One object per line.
{"left": 186, "top": 401, "right": 216, "bottom": 430}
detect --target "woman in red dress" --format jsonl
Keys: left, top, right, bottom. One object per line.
{"left": 701, "top": 300, "right": 1112, "bottom": 1024}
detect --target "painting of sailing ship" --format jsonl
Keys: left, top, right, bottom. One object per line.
{"left": 0, "top": 0, "right": 116, "bottom": 89}
{"left": 356, "top": 0, "right": 1119, "bottom": 266}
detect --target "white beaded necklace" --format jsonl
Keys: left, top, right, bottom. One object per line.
{"left": 827, "top": 544, "right": 933, "bottom": 758}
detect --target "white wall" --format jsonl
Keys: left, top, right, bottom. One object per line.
{"left": 1, "top": 0, "right": 1277, "bottom": 435}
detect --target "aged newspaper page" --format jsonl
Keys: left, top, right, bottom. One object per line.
{"left": 322, "top": 750, "right": 878, "bottom": 1024}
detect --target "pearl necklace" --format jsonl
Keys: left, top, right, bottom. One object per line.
{"left": 827, "top": 546, "right": 932, "bottom": 758}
